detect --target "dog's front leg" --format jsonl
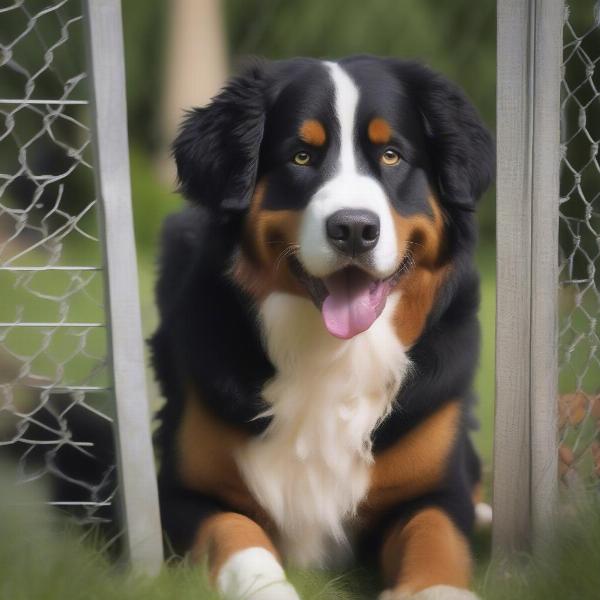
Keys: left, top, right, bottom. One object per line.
{"left": 378, "top": 507, "right": 480, "bottom": 600}
{"left": 194, "top": 511, "right": 300, "bottom": 600}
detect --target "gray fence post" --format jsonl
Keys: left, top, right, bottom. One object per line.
{"left": 84, "top": 0, "right": 163, "bottom": 573}
{"left": 494, "top": 0, "right": 562, "bottom": 557}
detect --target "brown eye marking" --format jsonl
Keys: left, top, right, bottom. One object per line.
{"left": 368, "top": 117, "right": 392, "bottom": 145}
{"left": 299, "top": 119, "right": 326, "bottom": 147}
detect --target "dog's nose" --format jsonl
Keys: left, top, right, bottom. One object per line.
{"left": 326, "top": 209, "right": 380, "bottom": 256}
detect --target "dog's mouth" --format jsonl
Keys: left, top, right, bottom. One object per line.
{"left": 288, "top": 257, "right": 410, "bottom": 339}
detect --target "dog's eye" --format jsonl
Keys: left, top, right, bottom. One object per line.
{"left": 293, "top": 151, "right": 311, "bottom": 166}
{"left": 381, "top": 149, "right": 401, "bottom": 166}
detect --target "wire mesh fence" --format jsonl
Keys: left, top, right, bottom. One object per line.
{"left": 0, "top": 0, "right": 116, "bottom": 529}
{"left": 558, "top": 0, "right": 600, "bottom": 495}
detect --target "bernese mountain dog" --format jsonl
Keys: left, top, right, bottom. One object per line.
{"left": 151, "top": 55, "right": 494, "bottom": 600}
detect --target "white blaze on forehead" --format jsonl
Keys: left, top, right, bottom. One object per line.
{"left": 325, "top": 61, "right": 359, "bottom": 173}
{"left": 297, "top": 61, "right": 399, "bottom": 279}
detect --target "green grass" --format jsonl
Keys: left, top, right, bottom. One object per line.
{"left": 0, "top": 477, "right": 367, "bottom": 600}
{"left": 2, "top": 476, "right": 600, "bottom": 600}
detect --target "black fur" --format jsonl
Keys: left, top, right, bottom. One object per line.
{"left": 152, "top": 56, "right": 494, "bottom": 557}
{"left": 173, "top": 62, "right": 268, "bottom": 213}
{"left": 391, "top": 60, "right": 494, "bottom": 210}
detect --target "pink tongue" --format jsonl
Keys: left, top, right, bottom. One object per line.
{"left": 321, "top": 269, "right": 390, "bottom": 339}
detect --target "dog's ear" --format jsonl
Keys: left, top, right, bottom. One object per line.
{"left": 394, "top": 61, "right": 495, "bottom": 210}
{"left": 173, "top": 63, "right": 268, "bottom": 213}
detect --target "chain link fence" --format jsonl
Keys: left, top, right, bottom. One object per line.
{"left": 0, "top": 3, "right": 164, "bottom": 571}
{"left": 0, "top": 0, "right": 117, "bottom": 529}
{"left": 558, "top": 1, "right": 600, "bottom": 495}
{"left": 1, "top": 1, "right": 163, "bottom": 569}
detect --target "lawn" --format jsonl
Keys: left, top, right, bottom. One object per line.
{"left": 2, "top": 474, "right": 600, "bottom": 600}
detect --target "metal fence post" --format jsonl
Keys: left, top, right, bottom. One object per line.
{"left": 84, "top": 0, "right": 163, "bottom": 573}
{"left": 529, "top": 0, "right": 562, "bottom": 555}
{"left": 494, "top": 0, "right": 562, "bottom": 558}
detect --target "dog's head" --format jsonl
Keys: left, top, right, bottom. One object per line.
{"left": 174, "top": 56, "right": 494, "bottom": 340}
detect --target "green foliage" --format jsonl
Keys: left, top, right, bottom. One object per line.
{"left": 473, "top": 244, "right": 496, "bottom": 480}
{"left": 121, "top": 0, "right": 169, "bottom": 153}
{"left": 225, "top": 0, "right": 495, "bottom": 120}
{"left": 129, "top": 147, "right": 182, "bottom": 253}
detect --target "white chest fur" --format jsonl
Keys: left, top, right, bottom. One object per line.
{"left": 236, "top": 292, "right": 411, "bottom": 568}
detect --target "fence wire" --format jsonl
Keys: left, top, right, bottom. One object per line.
{"left": 559, "top": 1, "right": 600, "bottom": 494}
{"left": 0, "top": 0, "right": 117, "bottom": 528}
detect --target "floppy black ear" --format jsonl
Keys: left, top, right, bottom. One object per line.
{"left": 173, "top": 63, "right": 268, "bottom": 212}
{"left": 396, "top": 62, "right": 495, "bottom": 209}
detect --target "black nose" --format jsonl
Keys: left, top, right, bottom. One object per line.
{"left": 326, "top": 209, "right": 380, "bottom": 256}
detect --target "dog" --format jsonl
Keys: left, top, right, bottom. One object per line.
{"left": 151, "top": 55, "right": 494, "bottom": 600}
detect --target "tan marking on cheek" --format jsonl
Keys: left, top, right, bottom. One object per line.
{"left": 193, "top": 512, "right": 281, "bottom": 584}
{"left": 368, "top": 117, "right": 392, "bottom": 144}
{"left": 230, "top": 254, "right": 274, "bottom": 301}
{"left": 390, "top": 195, "right": 449, "bottom": 346}
{"left": 393, "top": 195, "right": 446, "bottom": 268}
{"left": 380, "top": 507, "right": 472, "bottom": 594}
{"left": 299, "top": 119, "right": 326, "bottom": 146}
{"left": 243, "top": 178, "right": 269, "bottom": 265}
{"left": 363, "top": 401, "right": 460, "bottom": 513}
{"left": 255, "top": 209, "right": 303, "bottom": 268}
{"left": 177, "top": 389, "right": 267, "bottom": 521}
{"left": 393, "top": 265, "right": 450, "bottom": 347}
{"left": 244, "top": 205, "right": 303, "bottom": 272}
{"left": 236, "top": 178, "right": 307, "bottom": 299}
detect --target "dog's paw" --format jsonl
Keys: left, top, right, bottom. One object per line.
{"left": 217, "top": 547, "right": 301, "bottom": 600}
{"left": 379, "top": 585, "right": 480, "bottom": 600}
{"left": 475, "top": 502, "right": 493, "bottom": 529}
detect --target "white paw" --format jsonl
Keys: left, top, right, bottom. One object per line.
{"left": 379, "top": 585, "right": 480, "bottom": 600}
{"left": 217, "top": 547, "right": 301, "bottom": 600}
{"left": 475, "top": 502, "right": 493, "bottom": 529}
